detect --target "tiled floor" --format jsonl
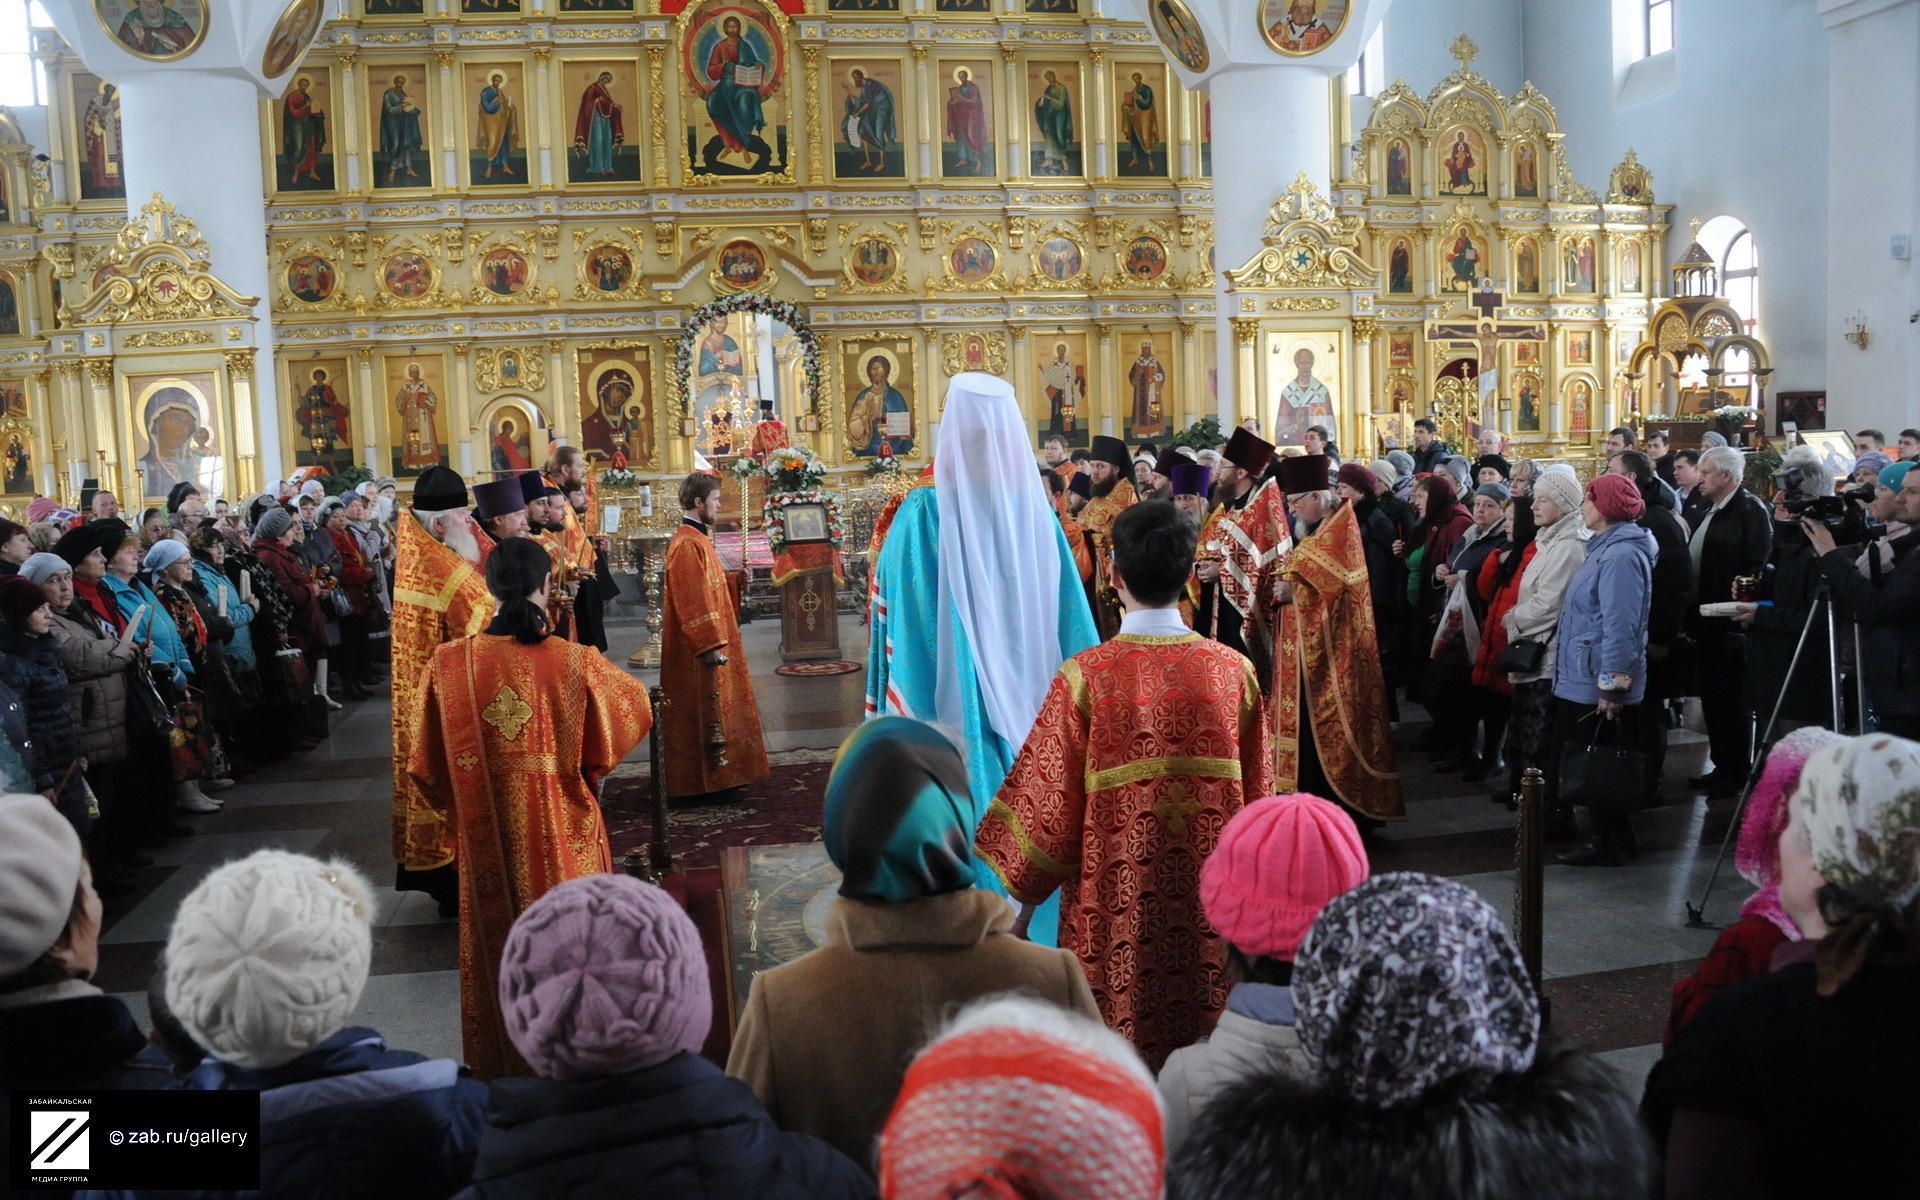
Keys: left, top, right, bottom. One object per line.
{"left": 96, "top": 611, "right": 1745, "bottom": 1097}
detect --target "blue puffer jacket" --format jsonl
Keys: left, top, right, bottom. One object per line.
{"left": 454, "top": 1052, "right": 876, "bottom": 1200}
{"left": 0, "top": 626, "right": 87, "bottom": 829}
{"left": 102, "top": 572, "right": 191, "bottom": 689}
{"left": 193, "top": 559, "right": 257, "bottom": 673}
{"left": 0, "top": 675, "right": 34, "bottom": 791}
{"left": 90, "top": 1027, "right": 489, "bottom": 1200}
{"left": 1552, "top": 519, "right": 1656, "bottom": 706}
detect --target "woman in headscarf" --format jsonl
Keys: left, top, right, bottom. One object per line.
{"left": 1170, "top": 873, "right": 1650, "bottom": 1199}
{"left": 1500, "top": 468, "right": 1589, "bottom": 833}
{"left": 726, "top": 716, "right": 1099, "bottom": 1173}
{"left": 1646, "top": 733, "right": 1920, "bottom": 1199}
{"left": 1409, "top": 472, "right": 1470, "bottom": 739}
{"left": 1665, "top": 728, "right": 1842, "bottom": 1042}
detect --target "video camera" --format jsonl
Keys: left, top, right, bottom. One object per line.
{"left": 1777, "top": 481, "right": 1874, "bottom": 544}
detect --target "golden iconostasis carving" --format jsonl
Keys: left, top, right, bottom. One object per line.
{"left": 4, "top": 1, "right": 1223, "bottom": 495}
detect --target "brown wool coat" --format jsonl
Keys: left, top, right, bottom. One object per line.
{"left": 724, "top": 887, "right": 1100, "bottom": 1174}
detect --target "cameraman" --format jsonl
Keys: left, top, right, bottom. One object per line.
{"left": 1729, "top": 447, "right": 1838, "bottom": 732}
{"left": 1807, "top": 463, "right": 1920, "bottom": 738}
{"left": 1684, "top": 445, "right": 1771, "bottom": 796}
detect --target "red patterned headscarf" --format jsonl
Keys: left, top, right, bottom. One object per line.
{"left": 880, "top": 1026, "right": 1164, "bottom": 1200}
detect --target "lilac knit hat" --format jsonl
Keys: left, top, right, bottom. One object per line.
{"left": 498, "top": 874, "right": 711, "bottom": 1080}
{"left": 1200, "top": 794, "right": 1369, "bottom": 960}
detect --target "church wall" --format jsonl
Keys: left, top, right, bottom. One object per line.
{"left": 1520, "top": 0, "right": 1831, "bottom": 400}
{"left": 1378, "top": 0, "right": 1525, "bottom": 96}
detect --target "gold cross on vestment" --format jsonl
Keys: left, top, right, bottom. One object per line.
{"left": 1153, "top": 781, "right": 1203, "bottom": 836}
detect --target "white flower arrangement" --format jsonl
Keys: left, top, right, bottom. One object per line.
{"left": 1710, "top": 404, "right": 1758, "bottom": 422}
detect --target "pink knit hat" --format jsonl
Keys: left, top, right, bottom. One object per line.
{"left": 1200, "top": 794, "right": 1369, "bottom": 960}
{"left": 1736, "top": 728, "right": 1844, "bottom": 937}
{"left": 498, "top": 874, "right": 711, "bottom": 1080}
{"left": 1586, "top": 472, "right": 1645, "bottom": 522}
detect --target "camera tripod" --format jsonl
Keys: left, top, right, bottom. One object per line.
{"left": 1684, "top": 579, "right": 1865, "bottom": 927}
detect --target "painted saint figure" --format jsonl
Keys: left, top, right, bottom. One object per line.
{"left": 697, "top": 321, "right": 743, "bottom": 376}
{"left": 492, "top": 417, "right": 532, "bottom": 472}
{"left": 1128, "top": 340, "right": 1165, "bottom": 434}
{"left": 846, "top": 353, "right": 912, "bottom": 457}
{"left": 297, "top": 369, "right": 350, "bottom": 451}
{"left": 944, "top": 68, "right": 989, "bottom": 174}
{"left": 1119, "top": 72, "right": 1157, "bottom": 171}
{"left": 114, "top": 0, "right": 198, "bottom": 58}
{"left": 1517, "top": 241, "right": 1540, "bottom": 293}
{"left": 475, "top": 72, "right": 519, "bottom": 180}
{"left": 571, "top": 71, "right": 625, "bottom": 177}
{"left": 281, "top": 77, "right": 327, "bottom": 186}
{"left": 1268, "top": 0, "right": 1335, "bottom": 52}
{"left": 1448, "top": 233, "right": 1480, "bottom": 291}
{"left": 1275, "top": 347, "right": 1334, "bottom": 446}
{"left": 1514, "top": 142, "right": 1538, "bottom": 197}
{"left": 1446, "top": 130, "right": 1477, "bottom": 193}
{"left": 1389, "top": 243, "right": 1412, "bottom": 293}
{"left": 1386, "top": 140, "right": 1410, "bottom": 194}
{"left": 137, "top": 388, "right": 205, "bottom": 497}
{"left": 841, "top": 69, "right": 896, "bottom": 174}
{"left": 1041, "top": 341, "right": 1081, "bottom": 433}
{"left": 1032, "top": 70, "right": 1075, "bottom": 175}
{"left": 396, "top": 362, "right": 442, "bottom": 469}
{"left": 699, "top": 15, "right": 773, "bottom": 169}
{"left": 381, "top": 74, "right": 425, "bottom": 182}
{"left": 82, "top": 83, "right": 123, "bottom": 198}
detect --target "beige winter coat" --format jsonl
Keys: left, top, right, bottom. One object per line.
{"left": 48, "top": 609, "right": 135, "bottom": 765}
{"left": 1159, "top": 1000, "right": 1316, "bottom": 1156}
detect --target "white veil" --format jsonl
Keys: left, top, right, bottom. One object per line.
{"left": 933, "top": 373, "right": 1069, "bottom": 747}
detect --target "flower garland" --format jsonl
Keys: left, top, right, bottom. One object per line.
{"left": 764, "top": 488, "right": 846, "bottom": 556}
{"left": 672, "top": 294, "right": 823, "bottom": 425}
{"left": 599, "top": 466, "right": 639, "bottom": 488}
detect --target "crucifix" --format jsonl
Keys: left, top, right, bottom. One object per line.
{"left": 1424, "top": 277, "right": 1548, "bottom": 434}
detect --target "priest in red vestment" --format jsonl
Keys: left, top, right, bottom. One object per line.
{"left": 977, "top": 500, "right": 1272, "bottom": 1069}
{"left": 1075, "top": 434, "right": 1138, "bottom": 639}
{"left": 408, "top": 538, "right": 653, "bottom": 1078}
{"left": 1045, "top": 467, "right": 1093, "bottom": 586}
{"left": 661, "top": 472, "right": 769, "bottom": 799}
{"left": 1269, "top": 454, "right": 1404, "bottom": 823}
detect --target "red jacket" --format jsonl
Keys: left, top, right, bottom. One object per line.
{"left": 1471, "top": 541, "right": 1536, "bottom": 694}
{"left": 330, "top": 528, "right": 374, "bottom": 616}
{"left": 254, "top": 536, "right": 327, "bottom": 657}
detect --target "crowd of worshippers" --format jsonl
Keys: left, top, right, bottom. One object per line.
{"left": 4, "top": 722, "right": 1916, "bottom": 1198}
{"left": 1048, "top": 419, "right": 1920, "bottom": 867}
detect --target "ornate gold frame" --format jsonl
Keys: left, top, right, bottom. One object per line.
{"left": 1024, "top": 221, "right": 1090, "bottom": 290}
{"left": 262, "top": 0, "right": 326, "bottom": 79}
{"left": 572, "top": 231, "right": 647, "bottom": 301}
{"left": 473, "top": 345, "right": 547, "bottom": 393}
{"left": 371, "top": 235, "right": 449, "bottom": 311}
{"left": 364, "top": 60, "right": 439, "bottom": 197}
{"left": 467, "top": 229, "right": 542, "bottom": 305}
{"left": 708, "top": 236, "right": 777, "bottom": 296}
{"left": 839, "top": 225, "right": 912, "bottom": 295}
{"left": 675, "top": 0, "right": 798, "bottom": 188}
{"left": 90, "top": 0, "right": 212, "bottom": 64}
{"left": 458, "top": 56, "right": 536, "bottom": 192}
{"left": 825, "top": 54, "right": 912, "bottom": 185}
{"left": 1256, "top": 0, "right": 1349, "bottom": 59}
{"left": 939, "top": 329, "right": 1008, "bottom": 377}
{"left": 274, "top": 236, "right": 358, "bottom": 315}
{"left": 937, "top": 224, "right": 1007, "bottom": 293}
{"left": 553, "top": 54, "right": 650, "bottom": 191}
{"left": 835, "top": 329, "right": 918, "bottom": 464}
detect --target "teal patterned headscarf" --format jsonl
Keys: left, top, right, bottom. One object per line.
{"left": 824, "top": 717, "right": 975, "bottom": 903}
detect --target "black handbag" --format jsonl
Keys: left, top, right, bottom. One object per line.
{"left": 1494, "top": 637, "right": 1547, "bottom": 673}
{"left": 125, "top": 663, "right": 177, "bottom": 735}
{"left": 1560, "top": 717, "right": 1648, "bottom": 814}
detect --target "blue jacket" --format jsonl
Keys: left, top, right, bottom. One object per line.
{"left": 192, "top": 559, "right": 257, "bottom": 673}
{"left": 102, "top": 572, "right": 191, "bottom": 688}
{"left": 0, "top": 626, "right": 87, "bottom": 829}
{"left": 94, "top": 1027, "right": 488, "bottom": 1200}
{"left": 455, "top": 1051, "right": 875, "bottom": 1200}
{"left": 1552, "top": 520, "right": 1655, "bottom": 706}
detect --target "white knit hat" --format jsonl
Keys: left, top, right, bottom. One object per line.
{"left": 164, "top": 850, "right": 374, "bottom": 1069}
{"left": 0, "top": 794, "right": 83, "bottom": 978}
{"left": 1532, "top": 468, "right": 1584, "bottom": 521}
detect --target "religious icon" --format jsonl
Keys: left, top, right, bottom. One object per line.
{"left": 0, "top": 273, "right": 18, "bottom": 337}
{"left": 1388, "top": 330, "right": 1414, "bottom": 368}
{"left": 1515, "top": 238, "right": 1541, "bottom": 294}
{"left": 715, "top": 239, "right": 767, "bottom": 290}
{"left": 568, "top": 64, "right": 638, "bottom": 183}
{"left": 844, "top": 343, "right": 914, "bottom": 457}
{"left": 460, "top": 0, "right": 522, "bottom": 12}
{"left": 131, "top": 375, "right": 217, "bottom": 499}
{"left": 1200, "top": 96, "right": 1212, "bottom": 177}
{"left": 1124, "top": 235, "right": 1168, "bottom": 282}
{"left": 684, "top": 0, "right": 788, "bottom": 179}
{"left": 389, "top": 358, "right": 446, "bottom": 474}
{"left": 1116, "top": 65, "right": 1165, "bottom": 177}
{"left": 97, "top": 0, "right": 207, "bottom": 61}
{"left": 579, "top": 348, "right": 655, "bottom": 467}
{"left": 1036, "top": 235, "right": 1084, "bottom": 283}
{"left": 0, "top": 378, "right": 26, "bottom": 421}
{"left": 489, "top": 411, "right": 534, "bottom": 473}
{"left": 941, "top": 62, "right": 994, "bottom": 177}
{"left": 948, "top": 237, "right": 997, "bottom": 284}
{"left": 2, "top": 433, "right": 30, "bottom": 496}
{"left": 478, "top": 247, "right": 530, "bottom": 297}
{"left": 1385, "top": 138, "right": 1411, "bottom": 196}
{"left": 1270, "top": 337, "right": 1338, "bottom": 446}
{"left": 1037, "top": 334, "right": 1089, "bottom": 445}
{"left": 1443, "top": 228, "right": 1484, "bottom": 292}
{"left": 1513, "top": 141, "right": 1539, "bottom": 198}
{"left": 836, "top": 63, "right": 904, "bottom": 179}
{"left": 828, "top": 0, "right": 898, "bottom": 8}
{"left": 1386, "top": 377, "right": 1413, "bottom": 415}
{"left": 584, "top": 243, "right": 633, "bottom": 293}
{"left": 1565, "top": 235, "right": 1596, "bottom": 292}
{"left": 262, "top": 0, "right": 324, "bottom": 78}
{"left": 1028, "top": 63, "right": 1080, "bottom": 177}
{"left": 1260, "top": 0, "right": 1347, "bottom": 56}
{"left": 961, "top": 335, "right": 988, "bottom": 371}
{"left": 372, "top": 68, "right": 431, "bottom": 188}
{"left": 278, "top": 73, "right": 332, "bottom": 191}
{"left": 364, "top": 0, "right": 424, "bottom": 14}
{"left": 1439, "top": 126, "right": 1486, "bottom": 196}
{"left": 291, "top": 358, "right": 354, "bottom": 475}
{"left": 1127, "top": 337, "right": 1169, "bottom": 440}
{"left": 1515, "top": 339, "right": 1541, "bottom": 367}
{"left": 847, "top": 237, "right": 899, "bottom": 288}
{"left": 468, "top": 66, "right": 524, "bottom": 184}
{"left": 382, "top": 251, "right": 433, "bottom": 301}
{"left": 1026, "top": 0, "right": 1078, "bottom": 11}
{"left": 934, "top": 0, "right": 991, "bottom": 10}
{"left": 1516, "top": 373, "right": 1542, "bottom": 433}
{"left": 1567, "top": 330, "right": 1594, "bottom": 365}
{"left": 78, "top": 77, "right": 124, "bottom": 201}
{"left": 1622, "top": 241, "right": 1643, "bottom": 292}
{"left": 286, "top": 254, "right": 335, "bottom": 304}
{"left": 559, "top": 0, "right": 636, "bottom": 8}
{"left": 1150, "top": 0, "right": 1210, "bottom": 72}
{"left": 1568, "top": 378, "right": 1592, "bottom": 437}
{"left": 697, "top": 319, "right": 743, "bottom": 377}
{"left": 1388, "top": 240, "right": 1413, "bottom": 294}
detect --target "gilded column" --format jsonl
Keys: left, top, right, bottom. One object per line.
{"left": 1093, "top": 322, "right": 1115, "bottom": 437}
{"left": 545, "top": 337, "right": 569, "bottom": 435}
{"left": 82, "top": 358, "right": 120, "bottom": 498}
{"left": 337, "top": 50, "right": 362, "bottom": 194}
{"left": 1543, "top": 322, "right": 1563, "bottom": 438}
{"left": 353, "top": 347, "right": 379, "bottom": 473}
{"left": 911, "top": 45, "right": 932, "bottom": 182}
{"left": 1178, "top": 323, "right": 1197, "bottom": 431}
{"left": 533, "top": 45, "right": 555, "bottom": 188}
{"left": 52, "top": 362, "right": 85, "bottom": 495}
{"left": 26, "top": 369, "right": 57, "bottom": 498}
{"left": 801, "top": 45, "right": 824, "bottom": 186}
{"left": 1088, "top": 47, "right": 1110, "bottom": 181}
{"left": 223, "top": 349, "right": 259, "bottom": 497}
{"left": 1350, "top": 317, "right": 1378, "bottom": 451}
{"left": 434, "top": 47, "right": 459, "bottom": 191}
{"left": 1230, "top": 318, "right": 1259, "bottom": 428}
{"left": 451, "top": 341, "right": 475, "bottom": 476}
{"left": 1001, "top": 45, "right": 1024, "bottom": 182}
{"left": 646, "top": 46, "right": 669, "bottom": 187}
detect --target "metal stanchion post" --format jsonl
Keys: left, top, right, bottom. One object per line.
{"left": 1516, "top": 766, "right": 1549, "bottom": 1027}
{"left": 620, "top": 685, "right": 674, "bottom": 883}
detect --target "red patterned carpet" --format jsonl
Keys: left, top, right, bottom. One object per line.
{"left": 601, "top": 753, "right": 832, "bottom": 872}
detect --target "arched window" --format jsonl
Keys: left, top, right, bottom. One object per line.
{"left": 1645, "top": 0, "right": 1676, "bottom": 58}
{"left": 0, "top": 1, "right": 51, "bottom": 108}
{"left": 1343, "top": 23, "right": 1385, "bottom": 97}
{"left": 1697, "top": 214, "right": 1758, "bottom": 337}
